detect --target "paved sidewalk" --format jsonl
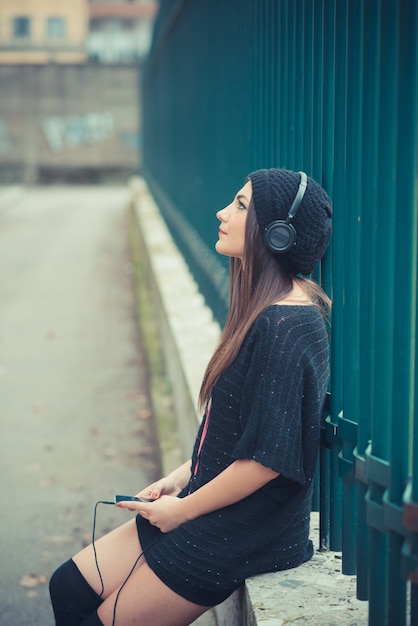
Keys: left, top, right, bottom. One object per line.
{"left": 0, "top": 186, "right": 162, "bottom": 625}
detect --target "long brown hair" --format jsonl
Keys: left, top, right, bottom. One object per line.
{"left": 198, "top": 201, "right": 331, "bottom": 409}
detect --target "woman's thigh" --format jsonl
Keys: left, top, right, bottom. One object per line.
{"left": 73, "top": 518, "right": 144, "bottom": 598}
{"left": 97, "top": 560, "right": 210, "bottom": 626}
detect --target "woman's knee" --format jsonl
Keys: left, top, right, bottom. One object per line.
{"left": 49, "top": 559, "right": 103, "bottom": 626}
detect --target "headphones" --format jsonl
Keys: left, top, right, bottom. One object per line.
{"left": 264, "top": 171, "right": 308, "bottom": 253}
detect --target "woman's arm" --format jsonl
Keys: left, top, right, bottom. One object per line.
{"left": 121, "top": 459, "right": 278, "bottom": 532}
{"left": 183, "top": 459, "right": 278, "bottom": 520}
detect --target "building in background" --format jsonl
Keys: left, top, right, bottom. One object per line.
{"left": 0, "top": 0, "right": 89, "bottom": 64}
{"left": 88, "top": 0, "right": 157, "bottom": 64}
{"left": 0, "top": 0, "right": 158, "bottom": 183}
{"left": 0, "top": 0, "right": 157, "bottom": 65}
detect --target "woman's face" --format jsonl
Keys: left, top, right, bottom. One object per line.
{"left": 215, "top": 180, "right": 252, "bottom": 260}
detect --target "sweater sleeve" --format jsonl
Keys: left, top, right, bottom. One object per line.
{"left": 231, "top": 308, "right": 324, "bottom": 485}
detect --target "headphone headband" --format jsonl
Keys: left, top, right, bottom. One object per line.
{"left": 287, "top": 171, "right": 308, "bottom": 222}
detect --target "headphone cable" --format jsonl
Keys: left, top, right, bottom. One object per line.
{"left": 92, "top": 501, "right": 114, "bottom": 597}
{"left": 92, "top": 500, "right": 149, "bottom": 626}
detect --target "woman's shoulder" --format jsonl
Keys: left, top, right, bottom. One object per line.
{"left": 244, "top": 304, "right": 328, "bottom": 372}
{"left": 255, "top": 302, "right": 324, "bottom": 328}
{"left": 248, "top": 303, "right": 328, "bottom": 353}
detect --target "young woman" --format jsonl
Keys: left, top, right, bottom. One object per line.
{"left": 49, "top": 168, "right": 332, "bottom": 626}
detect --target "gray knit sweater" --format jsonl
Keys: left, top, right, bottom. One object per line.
{"left": 137, "top": 304, "right": 330, "bottom": 606}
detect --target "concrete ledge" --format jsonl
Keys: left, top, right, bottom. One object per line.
{"left": 131, "top": 177, "right": 368, "bottom": 626}
{"left": 244, "top": 518, "right": 368, "bottom": 625}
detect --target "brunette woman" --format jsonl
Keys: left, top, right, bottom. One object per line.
{"left": 50, "top": 168, "right": 332, "bottom": 626}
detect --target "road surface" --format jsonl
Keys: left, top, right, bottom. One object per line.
{"left": 0, "top": 186, "right": 162, "bottom": 625}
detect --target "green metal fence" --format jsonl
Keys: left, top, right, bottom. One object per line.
{"left": 141, "top": 1, "right": 418, "bottom": 624}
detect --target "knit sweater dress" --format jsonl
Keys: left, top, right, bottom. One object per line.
{"left": 136, "top": 304, "right": 330, "bottom": 606}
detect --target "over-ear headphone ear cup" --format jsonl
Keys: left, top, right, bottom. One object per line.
{"left": 264, "top": 221, "right": 297, "bottom": 253}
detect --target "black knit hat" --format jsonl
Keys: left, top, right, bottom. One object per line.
{"left": 248, "top": 168, "right": 332, "bottom": 276}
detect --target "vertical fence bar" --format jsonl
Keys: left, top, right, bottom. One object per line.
{"left": 245, "top": 0, "right": 258, "bottom": 174}
{"left": 321, "top": 0, "right": 335, "bottom": 193}
{"left": 302, "top": 0, "right": 313, "bottom": 173}
{"left": 317, "top": 0, "right": 332, "bottom": 518}
{"left": 367, "top": 0, "right": 398, "bottom": 621}
{"left": 278, "top": 0, "right": 288, "bottom": 164}
{"left": 309, "top": 0, "right": 322, "bottom": 515}
{"left": 268, "top": 0, "right": 280, "bottom": 168}
{"left": 408, "top": 2, "right": 418, "bottom": 626}
{"left": 386, "top": 2, "right": 409, "bottom": 620}
{"left": 293, "top": 0, "right": 304, "bottom": 169}
{"left": 412, "top": 289, "right": 418, "bottom": 624}
{"left": 286, "top": 0, "right": 296, "bottom": 169}
{"left": 328, "top": 0, "right": 348, "bottom": 554}
{"left": 256, "top": 0, "right": 264, "bottom": 168}
{"left": 356, "top": 0, "right": 380, "bottom": 603}
{"left": 260, "top": 1, "right": 269, "bottom": 166}
{"left": 339, "top": 0, "right": 363, "bottom": 576}
{"left": 312, "top": 0, "right": 328, "bottom": 517}
{"left": 311, "top": 0, "right": 323, "bottom": 182}
{"left": 386, "top": 9, "right": 412, "bottom": 620}
{"left": 319, "top": 0, "right": 338, "bottom": 553}
{"left": 395, "top": 2, "right": 418, "bottom": 623}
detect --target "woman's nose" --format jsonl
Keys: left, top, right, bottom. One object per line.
{"left": 217, "top": 206, "right": 228, "bottom": 221}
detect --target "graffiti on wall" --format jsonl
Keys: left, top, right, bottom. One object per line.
{"left": 43, "top": 112, "right": 115, "bottom": 152}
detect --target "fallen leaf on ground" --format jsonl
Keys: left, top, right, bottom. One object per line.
{"left": 19, "top": 574, "right": 47, "bottom": 588}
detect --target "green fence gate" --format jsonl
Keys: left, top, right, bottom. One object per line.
{"left": 141, "top": 1, "right": 418, "bottom": 624}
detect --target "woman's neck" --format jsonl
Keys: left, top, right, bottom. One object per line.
{"left": 275, "top": 280, "right": 313, "bottom": 306}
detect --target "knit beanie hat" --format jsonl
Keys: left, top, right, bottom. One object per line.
{"left": 248, "top": 168, "right": 332, "bottom": 276}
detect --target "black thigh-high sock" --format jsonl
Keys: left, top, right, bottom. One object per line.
{"left": 49, "top": 559, "right": 103, "bottom": 626}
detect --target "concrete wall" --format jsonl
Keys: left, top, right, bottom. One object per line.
{"left": 0, "top": 63, "right": 140, "bottom": 183}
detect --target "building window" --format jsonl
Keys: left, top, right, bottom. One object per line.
{"left": 46, "top": 17, "right": 66, "bottom": 40}
{"left": 13, "top": 16, "right": 31, "bottom": 39}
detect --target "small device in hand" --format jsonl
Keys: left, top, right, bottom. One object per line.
{"left": 114, "top": 495, "right": 143, "bottom": 504}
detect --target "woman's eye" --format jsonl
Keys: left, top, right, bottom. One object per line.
{"left": 236, "top": 201, "right": 246, "bottom": 210}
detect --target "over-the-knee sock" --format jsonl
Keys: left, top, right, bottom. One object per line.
{"left": 49, "top": 559, "right": 103, "bottom": 626}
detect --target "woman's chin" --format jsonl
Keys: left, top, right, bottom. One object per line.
{"left": 215, "top": 240, "right": 223, "bottom": 254}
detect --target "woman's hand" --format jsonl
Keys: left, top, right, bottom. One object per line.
{"left": 118, "top": 459, "right": 278, "bottom": 533}
{"left": 136, "top": 460, "right": 192, "bottom": 501}
{"left": 117, "top": 495, "right": 188, "bottom": 533}
{"left": 136, "top": 476, "right": 180, "bottom": 501}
